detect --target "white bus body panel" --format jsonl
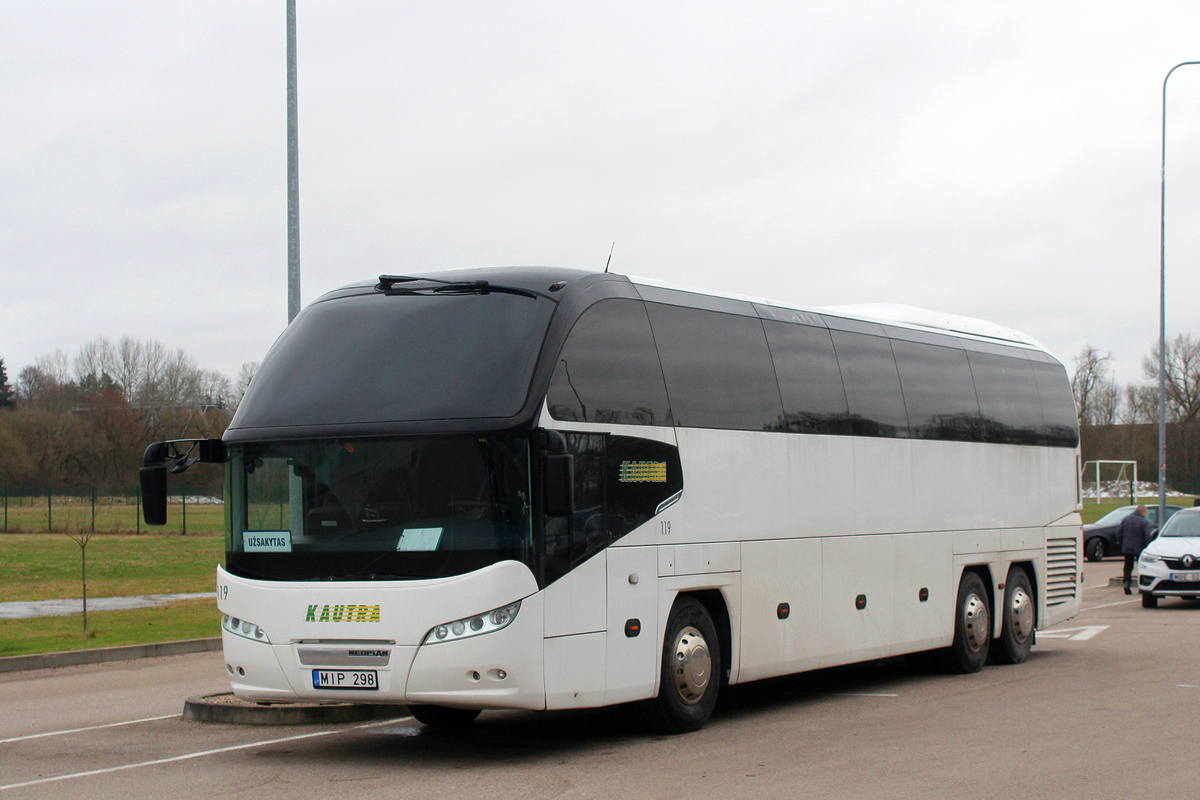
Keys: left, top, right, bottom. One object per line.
{"left": 217, "top": 560, "right": 546, "bottom": 709}
{"left": 542, "top": 413, "right": 1080, "bottom": 695}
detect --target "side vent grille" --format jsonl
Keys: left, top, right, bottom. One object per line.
{"left": 1046, "top": 536, "right": 1079, "bottom": 606}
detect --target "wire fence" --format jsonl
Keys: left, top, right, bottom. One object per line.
{"left": 0, "top": 486, "right": 224, "bottom": 536}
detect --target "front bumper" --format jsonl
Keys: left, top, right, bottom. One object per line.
{"left": 217, "top": 563, "right": 547, "bottom": 711}
{"left": 1137, "top": 559, "right": 1200, "bottom": 598}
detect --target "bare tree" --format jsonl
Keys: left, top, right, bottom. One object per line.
{"left": 1122, "top": 384, "right": 1158, "bottom": 424}
{"left": 1143, "top": 334, "right": 1200, "bottom": 484}
{"left": 233, "top": 361, "right": 259, "bottom": 409}
{"left": 1072, "top": 345, "right": 1114, "bottom": 426}
{"left": 197, "top": 369, "right": 232, "bottom": 409}
{"left": 1092, "top": 380, "right": 1121, "bottom": 426}
{"left": 0, "top": 420, "right": 33, "bottom": 484}
{"left": 1143, "top": 334, "right": 1200, "bottom": 426}
{"left": 73, "top": 337, "right": 116, "bottom": 386}
{"left": 62, "top": 523, "right": 94, "bottom": 632}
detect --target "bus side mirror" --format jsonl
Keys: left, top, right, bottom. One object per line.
{"left": 543, "top": 453, "right": 575, "bottom": 517}
{"left": 141, "top": 465, "right": 168, "bottom": 525}
{"left": 141, "top": 442, "right": 169, "bottom": 525}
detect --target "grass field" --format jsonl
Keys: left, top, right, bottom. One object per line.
{"left": 1079, "top": 496, "right": 1196, "bottom": 524}
{"left": 0, "top": 532, "right": 224, "bottom": 659}
{"left": 0, "top": 533, "right": 224, "bottom": 603}
{"left": 0, "top": 598, "right": 219, "bottom": 658}
{"left": 0, "top": 495, "right": 223, "bottom": 536}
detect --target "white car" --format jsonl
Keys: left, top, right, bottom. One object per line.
{"left": 1137, "top": 507, "right": 1200, "bottom": 608}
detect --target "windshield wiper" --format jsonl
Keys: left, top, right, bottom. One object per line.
{"left": 376, "top": 274, "right": 542, "bottom": 300}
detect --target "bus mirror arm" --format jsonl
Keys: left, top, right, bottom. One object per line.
{"left": 139, "top": 439, "right": 227, "bottom": 526}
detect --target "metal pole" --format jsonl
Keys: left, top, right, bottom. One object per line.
{"left": 1159, "top": 61, "right": 1200, "bottom": 530}
{"left": 181, "top": 484, "right": 187, "bottom": 536}
{"left": 91, "top": 485, "right": 96, "bottom": 534}
{"left": 47, "top": 487, "right": 52, "bottom": 533}
{"left": 136, "top": 485, "right": 141, "bottom": 535}
{"left": 286, "top": 0, "right": 301, "bottom": 324}
{"left": 81, "top": 543, "right": 87, "bottom": 632}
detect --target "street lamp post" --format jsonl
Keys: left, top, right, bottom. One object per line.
{"left": 286, "top": 0, "right": 300, "bottom": 324}
{"left": 1158, "top": 61, "right": 1200, "bottom": 528}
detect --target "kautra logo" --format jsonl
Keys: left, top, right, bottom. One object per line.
{"left": 305, "top": 604, "right": 381, "bottom": 623}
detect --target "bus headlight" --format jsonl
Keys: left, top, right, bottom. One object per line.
{"left": 222, "top": 614, "right": 271, "bottom": 644}
{"left": 423, "top": 601, "right": 521, "bottom": 645}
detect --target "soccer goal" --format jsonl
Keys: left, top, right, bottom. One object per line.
{"left": 1080, "top": 460, "right": 1139, "bottom": 505}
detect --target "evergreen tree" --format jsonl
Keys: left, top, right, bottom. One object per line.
{"left": 0, "top": 358, "right": 13, "bottom": 408}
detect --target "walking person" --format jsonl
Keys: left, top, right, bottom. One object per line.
{"left": 1118, "top": 505, "right": 1155, "bottom": 595}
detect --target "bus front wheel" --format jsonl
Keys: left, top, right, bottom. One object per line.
{"left": 640, "top": 596, "right": 721, "bottom": 734}
{"left": 408, "top": 704, "right": 481, "bottom": 730}
{"left": 940, "top": 571, "right": 991, "bottom": 673}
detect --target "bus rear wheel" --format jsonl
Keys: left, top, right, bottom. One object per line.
{"left": 940, "top": 571, "right": 991, "bottom": 673}
{"left": 408, "top": 704, "right": 481, "bottom": 730}
{"left": 991, "top": 567, "right": 1035, "bottom": 665}
{"left": 640, "top": 596, "right": 721, "bottom": 734}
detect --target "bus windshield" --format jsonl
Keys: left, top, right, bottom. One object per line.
{"left": 225, "top": 435, "right": 532, "bottom": 581}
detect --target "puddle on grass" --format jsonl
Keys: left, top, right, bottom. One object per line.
{"left": 0, "top": 592, "right": 217, "bottom": 619}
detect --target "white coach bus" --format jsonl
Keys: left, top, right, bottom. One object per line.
{"left": 141, "top": 268, "right": 1081, "bottom": 733}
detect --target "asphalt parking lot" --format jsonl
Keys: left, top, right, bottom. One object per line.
{"left": 2, "top": 558, "right": 1197, "bottom": 800}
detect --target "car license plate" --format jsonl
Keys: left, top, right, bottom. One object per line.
{"left": 312, "top": 669, "right": 378, "bottom": 690}
{"left": 1171, "top": 572, "right": 1200, "bottom": 582}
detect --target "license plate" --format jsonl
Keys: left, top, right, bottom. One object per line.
{"left": 312, "top": 669, "right": 378, "bottom": 690}
{"left": 1171, "top": 572, "right": 1200, "bottom": 582}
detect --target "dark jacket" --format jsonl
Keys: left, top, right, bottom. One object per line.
{"left": 1118, "top": 512, "right": 1154, "bottom": 555}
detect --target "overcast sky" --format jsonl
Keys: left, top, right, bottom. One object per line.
{"left": 4, "top": 1, "right": 1200, "bottom": 390}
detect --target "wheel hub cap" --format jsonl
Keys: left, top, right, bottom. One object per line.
{"left": 963, "top": 592, "right": 989, "bottom": 653}
{"left": 671, "top": 626, "right": 711, "bottom": 705}
{"left": 1009, "top": 587, "right": 1033, "bottom": 642}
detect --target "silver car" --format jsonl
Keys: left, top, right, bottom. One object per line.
{"left": 1137, "top": 507, "right": 1200, "bottom": 608}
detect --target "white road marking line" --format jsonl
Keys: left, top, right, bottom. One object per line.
{"left": 1037, "top": 625, "right": 1110, "bottom": 641}
{"left": 0, "top": 714, "right": 179, "bottom": 744}
{"left": 1177, "top": 684, "right": 1198, "bottom": 688}
{"left": 1082, "top": 598, "right": 1142, "bottom": 612}
{"left": 0, "top": 718, "right": 403, "bottom": 792}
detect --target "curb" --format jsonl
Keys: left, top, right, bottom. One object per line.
{"left": 182, "top": 693, "right": 412, "bottom": 725}
{"left": 0, "top": 637, "right": 222, "bottom": 674}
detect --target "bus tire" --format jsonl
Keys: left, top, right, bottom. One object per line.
{"left": 940, "top": 571, "right": 991, "bottom": 673}
{"left": 408, "top": 704, "right": 481, "bottom": 730}
{"left": 640, "top": 596, "right": 720, "bottom": 734}
{"left": 992, "top": 567, "right": 1034, "bottom": 665}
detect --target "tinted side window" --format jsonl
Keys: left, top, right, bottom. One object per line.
{"left": 543, "top": 432, "right": 606, "bottom": 584}
{"left": 1030, "top": 360, "right": 1080, "bottom": 448}
{"left": 547, "top": 299, "right": 672, "bottom": 426}
{"left": 646, "top": 303, "right": 784, "bottom": 431}
{"left": 891, "top": 340, "right": 980, "bottom": 441}
{"left": 829, "top": 331, "right": 909, "bottom": 437}
{"left": 967, "top": 352, "right": 1043, "bottom": 445}
{"left": 762, "top": 321, "right": 850, "bottom": 434}
{"left": 606, "top": 435, "right": 683, "bottom": 540}
{"left": 541, "top": 433, "right": 684, "bottom": 586}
